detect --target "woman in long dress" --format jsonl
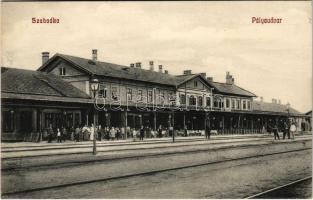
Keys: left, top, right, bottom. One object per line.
{"left": 110, "top": 127, "right": 116, "bottom": 140}
{"left": 290, "top": 122, "right": 297, "bottom": 140}
{"left": 90, "top": 124, "right": 94, "bottom": 141}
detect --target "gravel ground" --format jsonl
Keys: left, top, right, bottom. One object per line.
{"left": 2, "top": 139, "right": 311, "bottom": 194}
{"left": 2, "top": 149, "right": 311, "bottom": 199}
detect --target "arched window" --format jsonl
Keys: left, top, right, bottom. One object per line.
{"left": 198, "top": 96, "right": 203, "bottom": 107}
{"left": 180, "top": 94, "right": 186, "bottom": 105}
{"left": 189, "top": 96, "right": 196, "bottom": 106}
{"left": 231, "top": 99, "right": 235, "bottom": 109}
{"left": 226, "top": 99, "right": 230, "bottom": 108}
{"left": 206, "top": 97, "right": 211, "bottom": 107}
{"left": 214, "top": 97, "right": 219, "bottom": 108}
{"left": 99, "top": 84, "right": 107, "bottom": 98}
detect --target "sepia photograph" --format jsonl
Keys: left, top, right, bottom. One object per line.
{"left": 1, "top": 1, "right": 312, "bottom": 199}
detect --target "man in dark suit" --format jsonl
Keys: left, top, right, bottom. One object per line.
{"left": 273, "top": 124, "right": 280, "bottom": 140}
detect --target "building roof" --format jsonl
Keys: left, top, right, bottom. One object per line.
{"left": 174, "top": 74, "right": 198, "bottom": 86}
{"left": 38, "top": 53, "right": 256, "bottom": 97}
{"left": 209, "top": 81, "right": 256, "bottom": 97}
{"left": 1, "top": 92, "right": 93, "bottom": 104}
{"left": 252, "top": 101, "right": 302, "bottom": 116}
{"left": 39, "top": 53, "right": 178, "bottom": 87}
{"left": 1, "top": 67, "right": 91, "bottom": 100}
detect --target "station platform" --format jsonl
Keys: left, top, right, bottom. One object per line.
{"left": 1, "top": 133, "right": 275, "bottom": 148}
{"left": 2, "top": 132, "right": 311, "bottom": 149}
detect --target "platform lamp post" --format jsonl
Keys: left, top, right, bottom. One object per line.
{"left": 90, "top": 78, "right": 99, "bottom": 155}
{"left": 169, "top": 114, "right": 175, "bottom": 143}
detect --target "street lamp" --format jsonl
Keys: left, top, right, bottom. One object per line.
{"left": 90, "top": 78, "right": 99, "bottom": 155}
{"left": 90, "top": 78, "right": 99, "bottom": 98}
{"left": 169, "top": 114, "right": 174, "bottom": 143}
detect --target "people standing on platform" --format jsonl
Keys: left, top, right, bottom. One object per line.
{"left": 47, "top": 124, "right": 54, "bottom": 143}
{"left": 75, "top": 126, "right": 81, "bottom": 142}
{"left": 102, "top": 127, "right": 106, "bottom": 140}
{"left": 116, "top": 127, "right": 120, "bottom": 140}
{"left": 262, "top": 125, "right": 266, "bottom": 134}
{"left": 283, "top": 121, "right": 290, "bottom": 139}
{"left": 79, "top": 125, "right": 84, "bottom": 141}
{"left": 61, "top": 127, "right": 67, "bottom": 142}
{"left": 290, "top": 122, "right": 297, "bottom": 139}
{"left": 105, "top": 127, "right": 110, "bottom": 140}
{"left": 169, "top": 125, "right": 174, "bottom": 138}
{"left": 184, "top": 126, "right": 188, "bottom": 137}
{"left": 267, "top": 123, "right": 273, "bottom": 135}
{"left": 157, "top": 125, "right": 163, "bottom": 138}
{"left": 82, "top": 125, "right": 88, "bottom": 141}
{"left": 126, "top": 126, "right": 131, "bottom": 138}
{"left": 146, "top": 126, "right": 151, "bottom": 138}
{"left": 97, "top": 125, "right": 102, "bottom": 141}
{"left": 205, "top": 125, "right": 211, "bottom": 140}
{"left": 90, "top": 124, "right": 95, "bottom": 141}
{"left": 139, "top": 126, "right": 145, "bottom": 141}
{"left": 70, "top": 126, "right": 74, "bottom": 141}
{"left": 273, "top": 124, "right": 280, "bottom": 140}
{"left": 110, "top": 127, "right": 116, "bottom": 140}
{"left": 57, "top": 128, "right": 62, "bottom": 143}
{"left": 132, "top": 128, "right": 137, "bottom": 139}
{"left": 121, "top": 127, "right": 125, "bottom": 140}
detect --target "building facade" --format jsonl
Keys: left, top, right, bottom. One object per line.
{"left": 1, "top": 50, "right": 310, "bottom": 141}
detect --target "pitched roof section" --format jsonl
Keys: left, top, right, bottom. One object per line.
{"left": 175, "top": 74, "right": 214, "bottom": 89}
{"left": 209, "top": 81, "right": 256, "bottom": 97}
{"left": 40, "top": 53, "right": 178, "bottom": 86}
{"left": 252, "top": 101, "right": 301, "bottom": 115}
{"left": 174, "top": 74, "right": 198, "bottom": 86}
{"left": 1, "top": 67, "right": 90, "bottom": 99}
{"left": 38, "top": 53, "right": 255, "bottom": 97}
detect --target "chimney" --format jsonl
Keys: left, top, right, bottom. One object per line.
{"left": 149, "top": 61, "right": 154, "bottom": 71}
{"left": 207, "top": 77, "right": 213, "bottom": 82}
{"left": 130, "top": 63, "right": 134, "bottom": 68}
{"left": 42, "top": 52, "right": 50, "bottom": 65}
{"left": 278, "top": 99, "right": 281, "bottom": 104}
{"left": 164, "top": 70, "right": 168, "bottom": 74}
{"left": 226, "top": 71, "right": 234, "bottom": 84}
{"left": 200, "top": 73, "right": 206, "bottom": 78}
{"left": 183, "top": 70, "right": 192, "bottom": 75}
{"left": 272, "top": 98, "right": 277, "bottom": 104}
{"left": 158, "top": 65, "right": 163, "bottom": 73}
{"left": 92, "top": 49, "right": 97, "bottom": 61}
{"left": 135, "top": 62, "right": 141, "bottom": 68}
{"left": 260, "top": 96, "right": 263, "bottom": 102}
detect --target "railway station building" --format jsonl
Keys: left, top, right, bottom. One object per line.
{"left": 1, "top": 50, "right": 310, "bottom": 141}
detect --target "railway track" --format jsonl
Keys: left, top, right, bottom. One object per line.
{"left": 1, "top": 147, "right": 311, "bottom": 197}
{"left": 2, "top": 138, "right": 311, "bottom": 171}
{"left": 246, "top": 176, "right": 312, "bottom": 199}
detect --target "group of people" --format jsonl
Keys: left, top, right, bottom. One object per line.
{"left": 43, "top": 124, "right": 174, "bottom": 143}
{"left": 269, "top": 121, "right": 297, "bottom": 140}
{"left": 43, "top": 121, "right": 298, "bottom": 143}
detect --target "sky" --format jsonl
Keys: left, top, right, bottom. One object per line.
{"left": 1, "top": 1, "right": 312, "bottom": 112}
